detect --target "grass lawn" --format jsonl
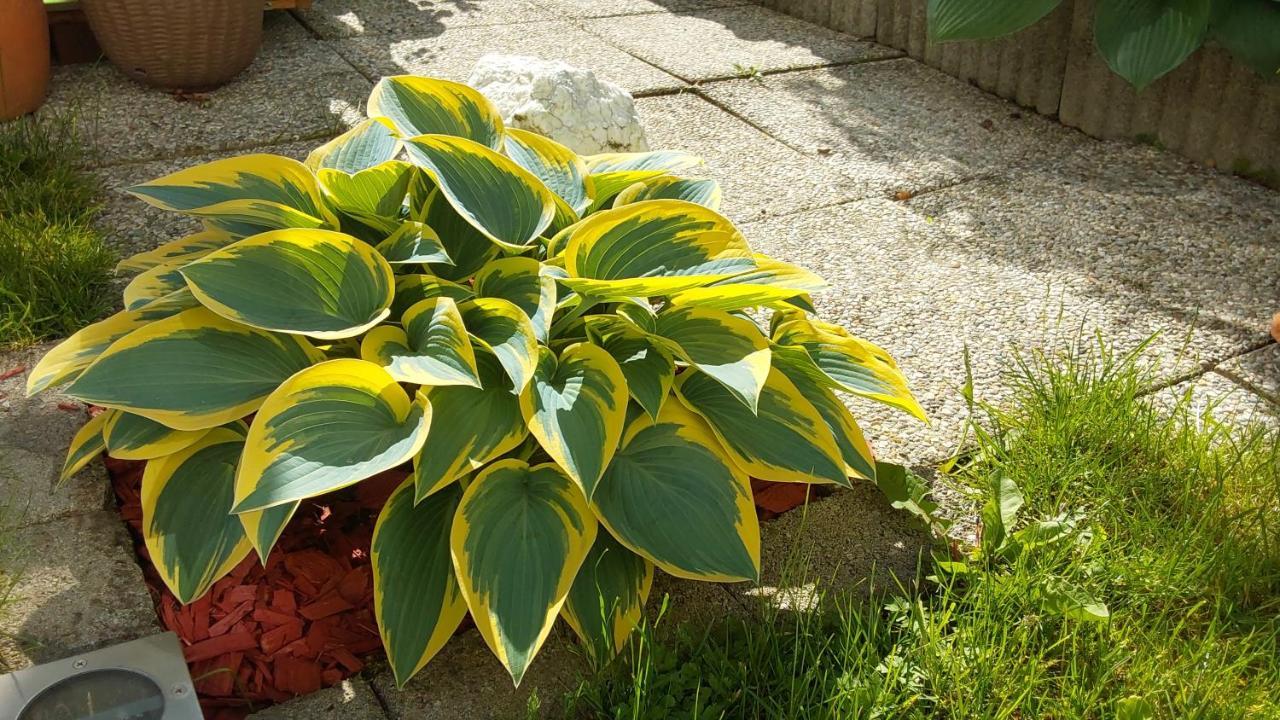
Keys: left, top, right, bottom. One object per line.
{"left": 560, "top": 340, "right": 1280, "bottom": 720}
{"left": 0, "top": 114, "right": 114, "bottom": 349}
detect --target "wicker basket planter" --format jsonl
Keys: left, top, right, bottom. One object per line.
{"left": 80, "top": 0, "right": 264, "bottom": 90}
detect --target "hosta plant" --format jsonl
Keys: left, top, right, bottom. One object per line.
{"left": 31, "top": 75, "right": 924, "bottom": 688}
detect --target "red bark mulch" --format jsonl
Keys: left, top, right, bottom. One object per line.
{"left": 105, "top": 453, "right": 819, "bottom": 718}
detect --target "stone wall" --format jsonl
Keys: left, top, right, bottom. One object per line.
{"left": 753, "top": 0, "right": 1280, "bottom": 187}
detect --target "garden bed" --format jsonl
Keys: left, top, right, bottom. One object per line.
{"left": 101, "top": 418, "right": 826, "bottom": 718}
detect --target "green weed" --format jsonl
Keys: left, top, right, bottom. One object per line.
{"left": 560, "top": 339, "right": 1280, "bottom": 719}
{"left": 0, "top": 113, "right": 114, "bottom": 348}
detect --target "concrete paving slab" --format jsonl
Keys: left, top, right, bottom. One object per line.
{"left": 0, "top": 345, "right": 111, "bottom": 529}
{"left": 368, "top": 628, "right": 585, "bottom": 720}
{"left": 94, "top": 141, "right": 317, "bottom": 263}
{"left": 327, "top": 20, "right": 685, "bottom": 97}
{"left": 295, "top": 0, "right": 546, "bottom": 39}
{"left": 1158, "top": 371, "right": 1280, "bottom": 432}
{"left": 535, "top": 0, "right": 749, "bottom": 19}
{"left": 585, "top": 5, "right": 897, "bottom": 82}
{"left": 904, "top": 152, "right": 1280, "bottom": 363}
{"left": 0, "top": 510, "right": 160, "bottom": 669}
{"left": 1218, "top": 344, "right": 1280, "bottom": 405}
{"left": 634, "top": 92, "right": 857, "bottom": 224}
{"left": 248, "top": 677, "right": 388, "bottom": 719}
{"left": 739, "top": 194, "right": 1275, "bottom": 466}
{"left": 734, "top": 484, "right": 930, "bottom": 613}
{"left": 700, "top": 57, "right": 1083, "bottom": 197}
{"left": 42, "top": 14, "right": 368, "bottom": 167}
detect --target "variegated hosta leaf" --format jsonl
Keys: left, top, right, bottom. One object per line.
{"left": 375, "top": 221, "right": 452, "bottom": 265}
{"left": 460, "top": 298, "right": 539, "bottom": 393}
{"left": 317, "top": 160, "right": 413, "bottom": 224}
{"left": 669, "top": 256, "right": 827, "bottom": 312}
{"left": 584, "top": 151, "right": 703, "bottom": 174}
{"left": 142, "top": 428, "right": 253, "bottom": 603}
{"left": 774, "top": 346, "right": 876, "bottom": 481}
{"left": 180, "top": 229, "right": 395, "bottom": 340}
{"left": 651, "top": 305, "right": 770, "bottom": 412}
{"left": 417, "top": 189, "right": 501, "bottom": 281}
{"left": 403, "top": 135, "right": 557, "bottom": 252}
{"left": 392, "top": 274, "right": 474, "bottom": 316}
{"left": 373, "top": 477, "right": 468, "bottom": 687}
{"left": 474, "top": 257, "right": 557, "bottom": 343}
{"left": 123, "top": 263, "right": 187, "bottom": 310}
{"left": 115, "top": 228, "right": 235, "bottom": 273}
{"left": 772, "top": 315, "right": 926, "bottom": 421}
{"left": 592, "top": 401, "right": 760, "bottom": 582}
{"left": 412, "top": 352, "right": 527, "bottom": 501}
{"left": 59, "top": 410, "right": 112, "bottom": 484}
{"left": 504, "top": 128, "right": 592, "bottom": 216}
{"left": 451, "top": 459, "right": 597, "bottom": 686}
{"left": 239, "top": 500, "right": 298, "bottom": 565}
{"left": 561, "top": 531, "right": 654, "bottom": 664}
{"left": 26, "top": 289, "right": 199, "bottom": 396}
{"left": 594, "top": 330, "right": 674, "bottom": 419}
{"left": 519, "top": 344, "right": 628, "bottom": 498}
{"left": 66, "top": 307, "right": 323, "bottom": 431}
{"left": 675, "top": 367, "right": 849, "bottom": 487}
{"left": 104, "top": 411, "right": 209, "bottom": 461}
{"left": 614, "top": 176, "right": 721, "bottom": 210}
{"left": 585, "top": 170, "right": 666, "bottom": 212}
{"left": 306, "top": 117, "right": 401, "bottom": 174}
{"left": 562, "top": 200, "right": 756, "bottom": 299}
{"left": 368, "top": 75, "right": 504, "bottom": 150}
{"left": 232, "top": 359, "right": 432, "bottom": 513}
{"left": 360, "top": 297, "right": 480, "bottom": 387}
{"left": 128, "top": 153, "right": 338, "bottom": 232}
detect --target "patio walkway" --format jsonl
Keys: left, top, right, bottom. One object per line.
{"left": 2, "top": 0, "right": 1277, "bottom": 717}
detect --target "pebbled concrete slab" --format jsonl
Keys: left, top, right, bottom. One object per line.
{"left": 700, "top": 57, "right": 1082, "bottom": 198}
{"left": 734, "top": 484, "right": 930, "bottom": 613}
{"left": 295, "top": 0, "right": 546, "bottom": 40}
{"left": 903, "top": 146, "right": 1280, "bottom": 364}
{"left": 1159, "top": 371, "right": 1280, "bottom": 431}
{"left": 0, "top": 510, "right": 160, "bottom": 670}
{"left": 536, "top": 0, "right": 750, "bottom": 19}
{"left": 635, "top": 92, "right": 856, "bottom": 224}
{"left": 0, "top": 345, "right": 111, "bottom": 529}
{"left": 94, "top": 141, "right": 317, "bottom": 264}
{"left": 42, "top": 14, "right": 368, "bottom": 167}
{"left": 368, "top": 629, "right": 584, "bottom": 720}
{"left": 1218, "top": 344, "right": 1280, "bottom": 406}
{"left": 327, "top": 20, "right": 685, "bottom": 97}
{"left": 247, "top": 677, "right": 388, "bottom": 719}
{"left": 738, "top": 192, "right": 1277, "bottom": 466}
{"left": 585, "top": 5, "right": 897, "bottom": 82}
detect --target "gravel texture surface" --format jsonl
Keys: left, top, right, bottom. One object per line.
{"left": 0, "top": 345, "right": 112, "bottom": 529}
{"left": 738, "top": 194, "right": 1275, "bottom": 466}
{"left": 327, "top": 20, "right": 685, "bottom": 96}
{"left": 42, "top": 14, "right": 368, "bottom": 167}
{"left": 700, "top": 58, "right": 1085, "bottom": 198}
{"left": 536, "top": 0, "right": 750, "bottom": 18}
{"left": 585, "top": 5, "right": 898, "bottom": 82}
{"left": 294, "top": 0, "right": 546, "bottom": 39}
{"left": 1218, "top": 344, "right": 1280, "bottom": 405}
{"left": 1158, "top": 371, "right": 1280, "bottom": 431}
{"left": 635, "top": 92, "right": 859, "bottom": 224}
{"left": 0, "top": 510, "right": 161, "bottom": 668}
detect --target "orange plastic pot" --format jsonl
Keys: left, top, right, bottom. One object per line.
{"left": 0, "top": 0, "right": 51, "bottom": 120}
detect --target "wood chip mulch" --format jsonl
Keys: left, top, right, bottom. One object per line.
{"left": 105, "top": 454, "right": 815, "bottom": 718}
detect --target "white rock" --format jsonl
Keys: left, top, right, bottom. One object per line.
{"left": 466, "top": 54, "right": 649, "bottom": 155}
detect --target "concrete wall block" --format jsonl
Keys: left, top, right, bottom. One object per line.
{"left": 1060, "top": 0, "right": 1279, "bottom": 185}
{"left": 759, "top": 0, "right": 833, "bottom": 27}
{"left": 829, "top": 0, "right": 877, "bottom": 37}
